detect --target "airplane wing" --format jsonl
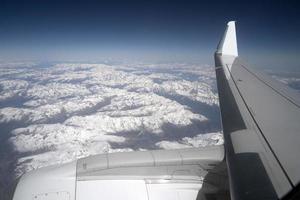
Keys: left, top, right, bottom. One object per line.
{"left": 215, "top": 21, "right": 300, "bottom": 199}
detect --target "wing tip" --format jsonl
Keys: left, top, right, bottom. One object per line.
{"left": 227, "top": 21, "right": 236, "bottom": 26}
{"left": 216, "top": 21, "right": 238, "bottom": 57}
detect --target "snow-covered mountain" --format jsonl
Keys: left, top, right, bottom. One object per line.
{"left": 0, "top": 62, "right": 222, "bottom": 179}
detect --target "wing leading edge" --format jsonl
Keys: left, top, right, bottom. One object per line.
{"left": 215, "top": 21, "right": 300, "bottom": 199}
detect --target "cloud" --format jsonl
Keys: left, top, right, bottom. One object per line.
{"left": 271, "top": 75, "right": 300, "bottom": 91}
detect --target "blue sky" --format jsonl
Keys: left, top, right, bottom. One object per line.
{"left": 0, "top": 0, "right": 299, "bottom": 70}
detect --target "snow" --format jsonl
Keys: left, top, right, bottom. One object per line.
{"left": 0, "top": 62, "right": 222, "bottom": 177}
{"left": 156, "top": 132, "right": 223, "bottom": 149}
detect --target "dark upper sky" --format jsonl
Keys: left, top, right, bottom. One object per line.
{"left": 0, "top": 0, "right": 299, "bottom": 69}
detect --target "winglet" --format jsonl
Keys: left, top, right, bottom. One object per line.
{"left": 216, "top": 21, "right": 238, "bottom": 57}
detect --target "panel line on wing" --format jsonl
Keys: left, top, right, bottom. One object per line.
{"left": 240, "top": 64, "right": 300, "bottom": 109}
{"left": 225, "top": 64, "right": 294, "bottom": 187}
